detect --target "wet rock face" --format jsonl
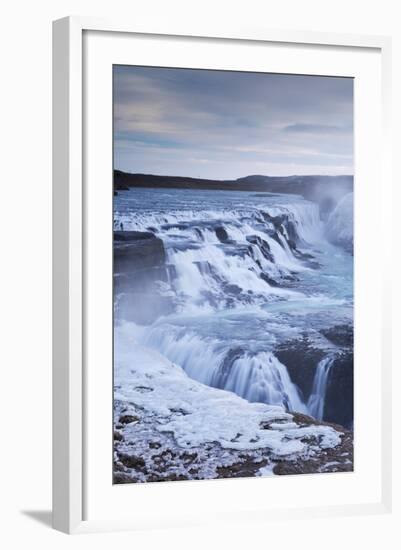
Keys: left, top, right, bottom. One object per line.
{"left": 215, "top": 226, "right": 229, "bottom": 243}
{"left": 275, "top": 339, "right": 326, "bottom": 400}
{"left": 114, "top": 231, "right": 174, "bottom": 325}
{"left": 320, "top": 325, "right": 354, "bottom": 348}
{"left": 275, "top": 327, "right": 354, "bottom": 429}
{"left": 246, "top": 234, "right": 275, "bottom": 263}
{"left": 114, "top": 231, "right": 156, "bottom": 241}
{"left": 259, "top": 272, "right": 281, "bottom": 287}
{"left": 324, "top": 351, "right": 354, "bottom": 429}
{"left": 321, "top": 326, "right": 353, "bottom": 428}
{"left": 260, "top": 211, "right": 299, "bottom": 249}
{"left": 114, "top": 231, "right": 166, "bottom": 274}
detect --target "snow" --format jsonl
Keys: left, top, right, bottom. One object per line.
{"left": 257, "top": 463, "right": 275, "bottom": 477}
{"left": 114, "top": 322, "right": 342, "bottom": 475}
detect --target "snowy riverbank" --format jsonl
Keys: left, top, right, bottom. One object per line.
{"left": 114, "top": 325, "right": 353, "bottom": 483}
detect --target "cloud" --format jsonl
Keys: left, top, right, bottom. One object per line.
{"left": 113, "top": 66, "right": 353, "bottom": 178}
{"left": 282, "top": 123, "right": 351, "bottom": 135}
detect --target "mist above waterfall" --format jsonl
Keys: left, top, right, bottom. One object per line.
{"left": 326, "top": 192, "right": 354, "bottom": 252}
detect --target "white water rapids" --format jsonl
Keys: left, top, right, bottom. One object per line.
{"left": 114, "top": 188, "right": 353, "bottom": 422}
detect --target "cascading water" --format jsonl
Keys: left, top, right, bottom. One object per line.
{"left": 114, "top": 188, "right": 353, "bottom": 423}
{"left": 135, "top": 324, "right": 307, "bottom": 413}
{"left": 307, "top": 356, "right": 335, "bottom": 420}
{"left": 209, "top": 351, "right": 307, "bottom": 413}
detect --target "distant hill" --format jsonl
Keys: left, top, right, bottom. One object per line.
{"left": 114, "top": 170, "right": 353, "bottom": 215}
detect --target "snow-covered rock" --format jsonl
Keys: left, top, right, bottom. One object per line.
{"left": 113, "top": 323, "right": 352, "bottom": 483}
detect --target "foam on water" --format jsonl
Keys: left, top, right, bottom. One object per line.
{"left": 114, "top": 188, "right": 353, "bottom": 421}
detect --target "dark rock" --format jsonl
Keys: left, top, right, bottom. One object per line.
{"left": 291, "top": 411, "right": 348, "bottom": 432}
{"left": 169, "top": 407, "right": 190, "bottom": 416}
{"left": 160, "top": 223, "right": 188, "bottom": 231}
{"left": 273, "top": 412, "right": 353, "bottom": 475}
{"left": 293, "top": 249, "right": 320, "bottom": 269}
{"left": 260, "top": 418, "right": 289, "bottom": 430}
{"left": 180, "top": 452, "right": 198, "bottom": 464}
{"left": 114, "top": 231, "right": 157, "bottom": 242}
{"left": 215, "top": 226, "right": 229, "bottom": 242}
{"left": 246, "top": 234, "right": 275, "bottom": 263}
{"left": 324, "top": 351, "right": 353, "bottom": 429}
{"left": 260, "top": 211, "right": 303, "bottom": 251}
{"left": 152, "top": 450, "right": 177, "bottom": 465}
{"left": 284, "top": 219, "right": 299, "bottom": 247}
{"left": 320, "top": 324, "right": 354, "bottom": 348}
{"left": 223, "top": 243, "right": 254, "bottom": 259}
{"left": 134, "top": 386, "right": 153, "bottom": 393}
{"left": 261, "top": 211, "right": 287, "bottom": 232}
{"left": 266, "top": 227, "right": 285, "bottom": 248}
{"left": 114, "top": 231, "right": 165, "bottom": 275}
{"left": 260, "top": 272, "right": 280, "bottom": 287}
{"left": 193, "top": 227, "right": 203, "bottom": 239}
{"left": 119, "top": 414, "right": 139, "bottom": 424}
{"left": 113, "top": 472, "right": 138, "bottom": 484}
{"left": 223, "top": 283, "right": 243, "bottom": 295}
{"left": 275, "top": 335, "right": 353, "bottom": 428}
{"left": 119, "top": 454, "right": 146, "bottom": 470}
{"left": 275, "top": 338, "right": 325, "bottom": 400}
{"left": 113, "top": 231, "right": 175, "bottom": 325}
{"left": 216, "top": 457, "right": 268, "bottom": 479}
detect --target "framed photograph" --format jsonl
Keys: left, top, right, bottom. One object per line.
{"left": 52, "top": 17, "right": 392, "bottom": 533}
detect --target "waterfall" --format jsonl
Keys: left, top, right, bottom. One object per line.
{"left": 114, "top": 189, "right": 343, "bottom": 422}
{"left": 307, "top": 356, "right": 335, "bottom": 420}
{"left": 213, "top": 351, "right": 307, "bottom": 413}
{"left": 135, "top": 324, "right": 308, "bottom": 414}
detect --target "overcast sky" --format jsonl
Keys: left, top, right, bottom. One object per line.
{"left": 113, "top": 65, "right": 353, "bottom": 179}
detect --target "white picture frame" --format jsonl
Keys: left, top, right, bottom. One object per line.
{"left": 52, "top": 16, "right": 392, "bottom": 534}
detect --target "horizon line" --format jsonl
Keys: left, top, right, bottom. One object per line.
{"left": 114, "top": 169, "right": 354, "bottom": 181}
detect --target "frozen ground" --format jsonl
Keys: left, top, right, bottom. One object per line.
{"left": 114, "top": 324, "right": 353, "bottom": 483}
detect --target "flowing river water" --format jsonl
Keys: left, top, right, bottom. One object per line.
{"left": 114, "top": 187, "right": 353, "bottom": 424}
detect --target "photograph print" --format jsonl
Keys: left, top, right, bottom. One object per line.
{"left": 113, "top": 65, "right": 354, "bottom": 484}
